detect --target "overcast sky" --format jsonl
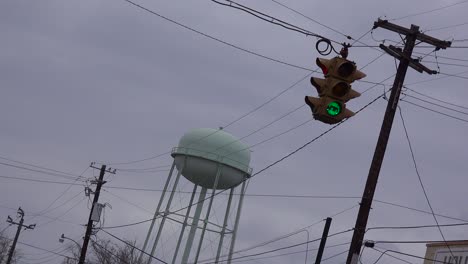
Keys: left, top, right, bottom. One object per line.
{"left": 1, "top": 0, "right": 468, "bottom": 263}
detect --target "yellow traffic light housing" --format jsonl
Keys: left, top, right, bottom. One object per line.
{"left": 305, "top": 56, "right": 366, "bottom": 124}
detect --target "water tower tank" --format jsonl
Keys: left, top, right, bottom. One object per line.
{"left": 171, "top": 128, "right": 252, "bottom": 190}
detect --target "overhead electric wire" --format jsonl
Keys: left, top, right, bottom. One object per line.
{"left": 398, "top": 108, "right": 456, "bottom": 260}
{"left": 37, "top": 196, "right": 87, "bottom": 227}
{"left": 228, "top": 242, "right": 350, "bottom": 263}
{"left": 369, "top": 248, "right": 415, "bottom": 264}
{"left": 401, "top": 99, "right": 468, "bottom": 123}
{"left": 30, "top": 165, "right": 89, "bottom": 221}
{"left": 413, "top": 51, "right": 468, "bottom": 62}
{"left": 97, "top": 93, "right": 385, "bottom": 230}
{"left": 269, "top": 0, "right": 352, "bottom": 39}
{"left": 371, "top": 247, "right": 447, "bottom": 264}
{"left": 100, "top": 229, "right": 168, "bottom": 264}
{"left": 0, "top": 156, "right": 82, "bottom": 178}
{"left": 321, "top": 249, "right": 348, "bottom": 262}
{"left": 406, "top": 69, "right": 468, "bottom": 86}
{"left": 0, "top": 235, "right": 77, "bottom": 260}
{"left": 203, "top": 204, "right": 357, "bottom": 263}
{"left": 121, "top": 0, "right": 312, "bottom": 72}
{"left": 391, "top": 0, "right": 468, "bottom": 21}
{"left": 402, "top": 93, "right": 468, "bottom": 115}
{"left": 105, "top": 70, "right": 313, "bottom": 166}
{"left": 201, "top": 228, "right": 354, "bottom": 264}
{"left": 0, "top": 161, "right": 84, "bottom": 181}
{"left": 373, "top": 239, "right": 468, "bottom": 244}
{"left": 367, "top": 222, "right": 468, "bottom": 232}
{"left": 210, "top": 0, "right": 341, "bottom": 44}
{"left": 268, "top": 0, "right": 382, "bottom": 56}
{"left": 373, "top": 199, "right": 468, "bottom": 222}
{"left": 425, "top": 21, "right": 468, "bottom": 32}
{"left": 3, "top": 172, "right": 466, "bottom": 224}
{"left": 213, "top": 104, "right": 305, "bottom": 152}
{"left": 405, "top": 88, "right": 468, "bottom": 110}
{"left": 423, "top": 60, "right": 468, "bottom": 68}
{"left": 439, "top": 71, "right": 468, "bottom": 79}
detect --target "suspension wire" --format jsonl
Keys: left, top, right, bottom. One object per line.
{"left": 398, "top": 107, "right": 456, "bottom": 260}
{"left": 401, "top": 99, "right": 468, "bottom": 123}
{"left": 390, "top": 0, "right": 468, "bottom": 21}
{"left": 405, "top": 88, "right": 468, "bottom": 110}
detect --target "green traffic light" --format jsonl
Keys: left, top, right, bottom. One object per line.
{"left": 326, "top": 101, "right": 342, "bottom": 116}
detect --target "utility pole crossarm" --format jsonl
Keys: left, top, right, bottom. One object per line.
{"left": 379, "top": 44, "right": 438, "bottom": 74}
{"left": 5, "top": 208, "right": 35, "bottom": 264}
{"left": 373, "top": 19, "right": 452, "bottom": 49}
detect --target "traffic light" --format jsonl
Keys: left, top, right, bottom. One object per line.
{"left": 305, "top": 56, "right": 366, "bottom": 124}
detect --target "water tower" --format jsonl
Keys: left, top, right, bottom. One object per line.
{"left": 140, "top": 128, "right": 252, "bottom": 264}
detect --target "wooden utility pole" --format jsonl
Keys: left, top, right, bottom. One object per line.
{"left": 346, "top": 19, "right": 451, "bottom": 264}
{"left": 314, "top": 217, "right": 332, "bottom": 264}
{"left": 78, "top": 163, "right": 115, "bottom": 264}
{"left": 6, "top": 207, "right": 35, "bottom": 264}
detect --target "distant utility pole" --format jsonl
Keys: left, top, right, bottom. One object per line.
{"left": 5, "top": 207, "right": 36, "bottom": 264}
{"left": 314, "top": 217, "right": 332, "bottom": 264}
{"left": 78, "top": 163, "right": 115, "bottom": 264}
{"left": 345, "top": 19, "right": 452, "bottom": 264}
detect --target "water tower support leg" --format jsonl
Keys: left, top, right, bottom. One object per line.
{"left": 181, "top": 187, "right": 207, "bottom": 264}
{"left": 215, "top": 187, "right": 234, "bottom": 263}
{"left": 147, "top": 159, "right": 185, "bottom": 264}
{"left": 193, "top": 166, "right": 222, "bottom": 263}
{"left": 171, "top": 184, "right": 198, "bottom": 264}
{"left": 227, "top": 179, "right": 247, "bottom": 264}
{"left": 139, "top": 161, "right": 176, "bottom": 263}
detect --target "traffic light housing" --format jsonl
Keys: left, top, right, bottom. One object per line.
{"left": 305, "top": 57, "right": 366, "bottom": 124}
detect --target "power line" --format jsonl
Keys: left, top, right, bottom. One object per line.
{"left": 105, "top": 71, "right": 313, "bottom": 166}
{"left": 367, "top": 222, "right": 468, "bottom": 231}
{"left": 121, "top": 0, "right": 313, "bottom": 72}
{"left": 210, "top": 0, "right": 340, "bottom": 44}
{"left": 373, "top": 239, "right": 468, "bottom": 244}
{"left": 100, "top": 229, "right": 168, "bottom": 264}
{"left": 439, "top": 71, "right": 468, "bottom": 79}
{"left": 402, "top": 93, "right": 468, "bottom": 115}
{"left": 0, "top": 161, "right": 84, "bottom": 181}
{"left": 204, "top": 204, "right": 357, "bottom": 263}
{"left": 269, "top": 0, "right": 352, "bottom": 40}
{"left": 401, "top": 99, "right": 468, "bottom": 123}
{"left": 373, "top": 199, "right": 468, "bottom": 223}
{"left": 425, "top": 21, "right": 468, "bottom": 32}
{"left": 0, "top": 156, "right": 82, "bottom": 178}
{"left": 213, "top": 104, "right": 306, "bottom": 152}
{"left": 406, "top": 69, "right": 468, "bottom": 86}
{"left": 405, "top": 88, "right": 468, "bottom": 110}
{"left": 423, "top": 60, "right": 468, "bottom": 68}
{"left": 398, "top": 107, "right": 456, "bottom": 259}
{"left": 391, "top": 0, "right": 468, "bottom": 20}
{"left": 368, "top": 247, "right": 413, "bottom": 264}
{"left": 2, "top": 173, "right": 466, "bottom": 224}
{"left": 228, "top": 242, "right": 350, "bottom": 263}
{"left": 371, "top": 247, "right": 443, "bottom": 264}
{"left": 30, "top": 166, "right": 89, "bottom": 221}
{"left": 202, "top": 229, "right": 353, "bottom": 264}
{"left": 94, "top": 94, "right": 384, "bottom": 230}
{"left": 0, "top": 235, "right": 77, "bottom": 261}
{"left": 413, "top": 51, "right": 468, "bottom": 62}
{"left": 321, "top": 249, "right": 348, "bottom": 262}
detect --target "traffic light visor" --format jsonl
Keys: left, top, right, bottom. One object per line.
{"left": 316, "top": 58, "right": 331, "bottom": 75}
{"left": 310, "top": 77, "right": 326, "bottom": 95}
